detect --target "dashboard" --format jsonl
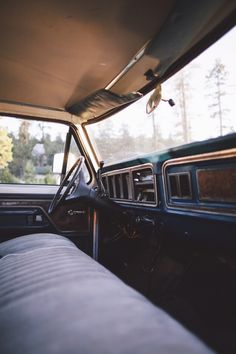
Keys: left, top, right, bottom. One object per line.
{"left": 102, "top": 148, "right": 236, "bottom": 238}
{"left": 163, "top": 148, "right": 236, "bottom": 218}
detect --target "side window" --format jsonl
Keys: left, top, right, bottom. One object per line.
{"left": 52, "top": 133, "right": 90, "bottom": 184}
{"left": 0, "top": 116, "right": 89, "bottom": 185}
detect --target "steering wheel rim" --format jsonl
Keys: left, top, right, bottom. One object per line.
{"left": 48, "top": 156, "right": 85, "bottom": 214}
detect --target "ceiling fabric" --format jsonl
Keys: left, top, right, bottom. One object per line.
{"left": 0, "top": 0, "right": 173, "bottom": 110}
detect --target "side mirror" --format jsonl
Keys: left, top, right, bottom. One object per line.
{"left": 53, "top": 153, "right": 64, "bottom": 174}
{"left": 52, "top": 153, "right": 77, "bottom": 174}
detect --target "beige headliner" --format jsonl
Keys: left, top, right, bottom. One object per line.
{"left": 0, "top": 0, "right": 173, "bottom": 110}
{"left": 0, "top": 0, "right": 235, "bottom": 123}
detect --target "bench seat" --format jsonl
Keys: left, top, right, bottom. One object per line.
{"left": 0, "top": 233, "right": 214, "bottom": 354}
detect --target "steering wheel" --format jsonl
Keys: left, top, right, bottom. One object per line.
{"left": 48, "top": 156, "right": 85, "bottom": 214}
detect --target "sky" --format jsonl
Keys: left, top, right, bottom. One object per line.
{"left": 164, "top": 25, "right": 236, "bottom": 140}
{"left": 0, "top": 117, "right": 68, "bottom": 141}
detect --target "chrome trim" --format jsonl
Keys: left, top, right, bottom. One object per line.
{"left": 92, "top": 210, "right": 99, "bottom": 261}
{"left": 105, "top": 43, "right": 148, "bottom": 90}
{"left": 112, "top": 175, "right": 116, "bottom": 198}
{"left": 162, "top": 148, "right": 236, "bottom": 217}
{"left": 163, "top": 148, "right": 236, "bottom": 167}
{"left": 102, "top": 163, "right": 158, "bottom": 207}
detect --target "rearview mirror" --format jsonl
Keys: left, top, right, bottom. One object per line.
{"left": 146, "top": 85, "right": 162, "bottom": 114}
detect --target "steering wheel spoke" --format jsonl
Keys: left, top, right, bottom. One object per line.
{"left": 48, "top": 156, "right": 85, "bottom": 214}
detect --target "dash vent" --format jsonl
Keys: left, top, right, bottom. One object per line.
{"left": 106, "top": 173, "right": 131, "bottom": 199}
{"left": 102, "top": 176, "right": 107, "bottom": 192}
{"left": 101, "top": 164, "right": 156, "bottom": 206}
{"left": 114, "top": 174, "right": 121, "bottom": 198}
{"left": 107, "top": 175, "right": 114, "bottom": 198}
{"left": 168, "top": 172, "right": 192, "bottom": 199}
{"left": 132, "top": 168, "right": 156, "bottom": 203}
{"left": 121, "top": 173, "right": 130, "bottom": 199}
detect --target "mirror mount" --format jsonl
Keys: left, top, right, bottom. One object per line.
{"left": 161, "top": 98, "right": 175, "bottom": 107}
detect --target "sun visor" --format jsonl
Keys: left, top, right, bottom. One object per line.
{"left": 145, "top": 0, "right": 236, "bottom": 76}
{"left": 67, "top": 89, "right": 142, "bottom": 123}
{"left": 110, "top": 0, "right": 236, "bottom": 96}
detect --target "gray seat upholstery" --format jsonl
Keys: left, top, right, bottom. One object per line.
{"left": 0, "top": 233, "right": 214, "bottom": 354}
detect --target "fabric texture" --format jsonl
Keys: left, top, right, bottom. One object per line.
{"left": 0, "top": 233, "right": 215, "bottom": 354}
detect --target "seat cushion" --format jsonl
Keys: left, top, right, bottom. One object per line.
{"left": 0, "top": 233, "right": 75, "bottom": 257}
{"left": 0, "top": 233, "right": 214, "bottom": 354}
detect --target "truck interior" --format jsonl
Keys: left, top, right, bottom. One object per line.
{"left": 0, "top": 1, "right": 236, "bottom": 353}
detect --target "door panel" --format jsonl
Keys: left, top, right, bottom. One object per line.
{"left": 0, "top": 206, "right": 54, "bottom": 241}
{"left": 0, "top": 189, "right": 93, "bottom": 254}
{"left": 0, "top": 116, "right": 94, "bottom": 254}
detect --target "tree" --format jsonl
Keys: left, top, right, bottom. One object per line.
{"left": 9, "top": 121, "right": 37, "bottom": 180}
{"left": 0, "top": 128, "right": 13, "bottom": 169}
{"left": 43, "top": 133, "right": 65, "bottom": 166}
{"left": 206, "top": 59, "right": 228, "bottom": 135}
{"left": 44, "top": 173, "right": 56, "bottom": 185}
{"left": 174, "top": 69, "right": 191, "bottom": 144}
{"left": 151, "top": 112, "right": 158, "bottom": 151}
{"left": 19, "top": 120, "right": 30, "bottom": 144}
{"left": 0, "top": 167, "right": 18, "bottom": 183}
{"left": 24, "top": 160, "right": 37, "bottom": 184}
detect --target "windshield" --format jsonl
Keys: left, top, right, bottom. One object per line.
{"left": 86, "top": 27, "right": 236, "bottom": 165}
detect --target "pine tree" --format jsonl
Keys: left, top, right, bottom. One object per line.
{"left": 206, "top": 59, "right": 228, "bottom": 135}
{"left": 174, "top": 70, "right": 191, "bottom": 144}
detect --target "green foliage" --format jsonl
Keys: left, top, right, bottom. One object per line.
{"left": 43, "top": 133, "right": 65, "bottom": 166}
{"left": 44, "top": 174, "right": 57, "bottom": 185}
{"left": 24, "top": 161, "right": 37, "bottom": 184}
{"left": 93, "top": 121, "right": 179, "bottom": 164}
{"left": 0, "top": 128, "right": 13, "bottom": 169}
{"left": 9, "top": 122, "right": 37, "bottom": 180}
{"left": 1, "top": 119, "right": 66, "bottom": 184}
{"left": 0, "top": 167, "right": 19, "bottom": 183}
